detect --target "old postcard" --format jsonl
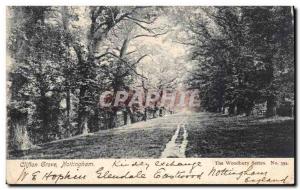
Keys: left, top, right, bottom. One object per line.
{"left": 6, "top": 6, "right": 295, "bottom": 185}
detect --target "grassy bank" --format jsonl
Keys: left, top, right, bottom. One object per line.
{"left": 9, "top": 117, "right": 178, "bottom": 159}
{"left": 185, "top": 114, "right": 294, "bottom": 157}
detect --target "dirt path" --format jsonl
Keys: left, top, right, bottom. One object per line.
{"left": 160, "top": 119, "right": 188, "bottom": 158}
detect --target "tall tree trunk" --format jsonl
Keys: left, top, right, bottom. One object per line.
{"left": 77, "top": 86, "right": 87, "bottom": 134}
{"left": 107, "top": 87, "right": 119, "bottom": 128}
{"left": 90, "top": 107, "right": 100, "bottom": 132}
{"left": 123, "top": 110, "right": 128, "bottom": 125}
{"left": 153, "top": 108, "right": 156, "bottom": 118}
{"left": 245, "top": 101, "right": 254, "bottom": 116}
{"left": 228, "top": 103, "right": 235, "bottom": 115}
{"left": 108, "top": 110, "right": 117, "bottom": 128}
{"left": 266, "top": 95, "right": 277, "bottom": 117}
{"left": 236, "top": 103, "right": 243, "bottom": 115}
{"left": 126, "top": 107, "right": 135, "bottom": 124}
{"left": 245, "top": 107, "right": 252, "bottom": 116}
{"left": 143, "top": 108, "right": 147, "bottom": 121}
{"left": 66, "top": 88, "right": 71, "bottom": 121}
{"left": 159, "top": 108, "right": 163, "bottom": 117}
{"left": 39, "top": 89, "right": 50, "bottom": 142}
{"left": 265, "top": 55, "right": 276, "bottom": 117}
{"left": 13, "top": 123, "right": 34, "bottom": 150}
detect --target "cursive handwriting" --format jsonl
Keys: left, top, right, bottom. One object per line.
{"left": 208, "top": 163, "right": 268, "bottom": 181}
{"left": 155, "top": 160, "right": 202, "bottom": 173}
{"left": 96, "top": 167, "right": 146, "bottom": 179}
{"left": 42, "top": 170, "right": 86, "bottom": 184}
{"left": 154, "top": 168, "right": 204, "bottom": 179}
{"left": 12, "top": 159, "right": 292, "bottom": 184}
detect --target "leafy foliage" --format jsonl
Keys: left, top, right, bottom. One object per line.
{"left": 185, "top": 7, "right": 294, "bottom": 116}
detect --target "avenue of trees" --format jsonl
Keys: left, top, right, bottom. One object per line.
{"left": 7, "top": 6, "right": 294, "bottom": 150}
{"left": 7, "top": 6, "right": 179, "bottom": 149}
{"left": 181, "top": 7, "right": 294, "bottom": 116}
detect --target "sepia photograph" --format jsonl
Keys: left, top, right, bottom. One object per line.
{"left": 5, "top": 5, "right": 295, "bottom": 185}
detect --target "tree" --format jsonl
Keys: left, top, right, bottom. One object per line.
{"left": 8, "top": 6, "right": 73, "bottom": 146}
{"left": 181, "top": 6, "right": 294, "bottom": 116}
{"left": 96, "top": 7, "right": 168, "bottom": 127}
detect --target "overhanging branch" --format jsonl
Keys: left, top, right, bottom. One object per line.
{"left": 95, "top": 52, "right": 147, "bottom": 79}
